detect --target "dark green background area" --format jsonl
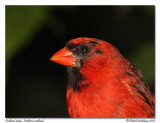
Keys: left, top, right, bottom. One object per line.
{"left": 6, "top": 6, "right": 155, "bottom": 118}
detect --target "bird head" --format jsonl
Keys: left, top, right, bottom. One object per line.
{"left": 50, "top": 37, "right": 130, "bottom": 91}
{"left": 50, "top": 37, "right": 122, "bottom": 68}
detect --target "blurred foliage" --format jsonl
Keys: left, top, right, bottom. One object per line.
{"left": 6, "top": 6, "right": 47, "bottom": 62}
{"left": 6, "top": 6, "right": 155, "bottom": 118}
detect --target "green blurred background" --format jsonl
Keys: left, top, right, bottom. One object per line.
{"left": 6, "top": 6, "right": 155, "bottom": 118}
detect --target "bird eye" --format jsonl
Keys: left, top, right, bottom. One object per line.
{"left": 81, "top": 46, "right": 88, "bottom": 53}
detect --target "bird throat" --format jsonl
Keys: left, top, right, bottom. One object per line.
{"left": 67, "top": 66, "right": 86, "bottom": 92}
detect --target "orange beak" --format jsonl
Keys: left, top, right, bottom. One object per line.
{"left": 50, "top": 47, "right": 76, "bottom": 67}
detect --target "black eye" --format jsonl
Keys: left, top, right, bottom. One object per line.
{"left": 81, "top": 46, "right": 88, "bottom": 53}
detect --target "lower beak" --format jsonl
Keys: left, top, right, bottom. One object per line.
{"left": 50, "top": 47, "right": 76, "bottom": 67}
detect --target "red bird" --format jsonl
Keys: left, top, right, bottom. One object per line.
{"left": 50, "top": 37, "right": 155, "bottom": 118}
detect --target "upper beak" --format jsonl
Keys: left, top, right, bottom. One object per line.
{"left": 50, "top": 47, "right": 76, "bottom": 67}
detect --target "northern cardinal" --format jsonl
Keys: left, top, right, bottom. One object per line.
{"left": 50, "top": 37, "right": 155, "bottom": 118}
